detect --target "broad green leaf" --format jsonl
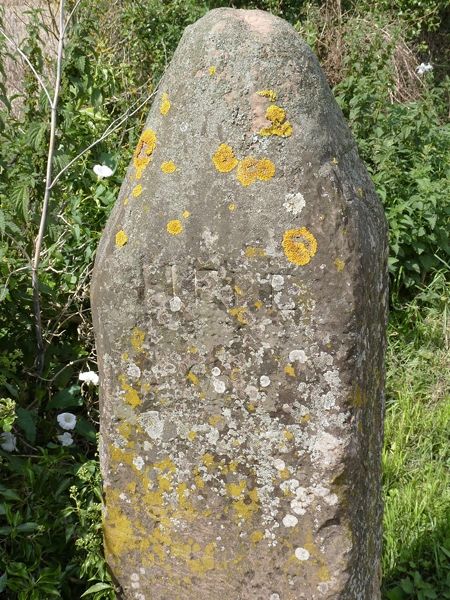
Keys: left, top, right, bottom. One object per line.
{"left": 0, "top": 485, "right": 21, "bottom": 501}
{"left": 75, "top": 419, "right": 97, "bottom": 443}
{"left": 47, "top": 385, "right": 83, "bottom": 410}
{"left": 81, "top": 582, "right": 114, "bottom": 597}
{"left": 16, "top": 522, "right": 39, "bottom": 533}
{"left": 16, "top": 407, "right": 37, "bottom": 444}
{"left": 0, "top": 572, "right": 7, "bottom": 593}
{"left": 0, "top": 208, "right": 5, "bottom": 233}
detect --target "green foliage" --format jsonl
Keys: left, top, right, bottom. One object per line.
{"left": 0, "top": 452, "right": 113, "bottom": 599}
{"left": 382, "top": 272, "right": 450, "bottom": 599}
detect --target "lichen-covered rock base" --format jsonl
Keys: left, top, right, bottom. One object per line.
{"left": 91, "top": 8, "right": 388, "bottom": 599}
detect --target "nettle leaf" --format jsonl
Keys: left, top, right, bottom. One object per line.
{"left": 27, "top": 121, "right": 48, "bottom": 151}
{"left": 10, "top": 181, "right": 30, "bottom": 221}
{"left": 53, "top": 151, "right": 70, "bottom": 172}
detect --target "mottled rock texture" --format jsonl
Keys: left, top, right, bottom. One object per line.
{"left": 91, "top": 8, "right": 388, "bottom": 600}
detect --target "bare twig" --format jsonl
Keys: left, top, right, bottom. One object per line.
{"left": 31, "top": 0, "right": 65, "bottom": 377}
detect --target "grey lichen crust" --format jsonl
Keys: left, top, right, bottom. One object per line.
{"left": 91, "top": 8, "right": 388, "bottom": 600}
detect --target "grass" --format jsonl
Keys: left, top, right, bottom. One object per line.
{"left": 382, "top": 271, "right": 450, "bottom": 599}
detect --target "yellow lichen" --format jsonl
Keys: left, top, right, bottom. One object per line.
{"left": 188, "top": 430, "right": 197, "bottom": 441}
{"left": 160, "top": 93, "right": 170, "bottom": 115}
{"left": 118, "top": 375, "right": 142, "bottom": 408}
{"left": 202, "top": 453, "right": 215, "bottom": 469}
{"left": 134, "top": 129, "right": 157, "bottom": 178}
{"left": 115, "top": 230, "right": 128, "bottom": 248}
{"left": 284, "top": 364, "right": 295, "bottom": 377}
{"left": 123, "top": 198, "right": 129, "bottom": 206}
{"left": 182, "top": 210, "right": 190, "bottom": 218}
{"left": 228, "top": 203, "right": 235, "bottom": 211}
{"left": 161, "top": 160, "right": 178, "bottom": 173}
{"left": 209, "top": 66, "right": 216, "bottom": 75}
{"left": 167, "top": 220, "right": 183, "bottom": 235}
{"left": 212, "top": 143, "right": 238, "bottom": 173}
{"left": 260, "top": 104, "right": 292, "bottom": 137}
{"left": 257, "top": 89, "right": 276, "bottom": 102}
{"left": 229, "top": 307, "right": 248, "bottom": 324}
{"left": 245, "top": 246, "right": 266, "bottom": 258}
{"left": 251, "top": 531, "right": 264, "bottom": 543}
{"left": 131, "top": 328, "right": 145, "bottom": 352}
{"left": 357, "top": 187, "right": 363, "bottom": 197}
{"left": 186, "top": 371, "right": 199, "bottom": 385}
{"left": 282, "top": 227, "right": 317, "bottom": 266}
{"left": 334, "top": 258, "right": 345, "bottom": 272}
{"left": 133, "top": 184, "right": 143, "bottom": 197}
{"left": 236, "top": 156, "right": 275, "bottom": 186}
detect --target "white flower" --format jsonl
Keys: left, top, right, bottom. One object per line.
{"left": 57, "top": 432, "right": 74, "bottom": 446}
{"left": 93, "top": 164, "right": 113, "bottom": 178}
{"left": 79, "top": 371, "right": 99, "bottom": 385}
{"left": 0, "top": 431, "right": 17, "bottom": 452}
{"left": 57, "top": 412, "right": 77, "bottom": 430}
{"left": 416, "top": 63, "right": 433, "bottom": 75}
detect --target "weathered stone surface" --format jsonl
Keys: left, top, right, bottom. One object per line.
{"left": 91, "top": 8, "right": 388, "bottom": 600}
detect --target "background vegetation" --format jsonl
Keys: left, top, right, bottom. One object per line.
{"left": 0, "top": 0, "right": 449, "bottom": 598}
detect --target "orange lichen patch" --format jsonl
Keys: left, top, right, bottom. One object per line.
{"left": 236, "top": 156, "right": 275, "bottom": 186}
{"left": 260, "top": 104, "right": 292, "bottom": 137}
{"left": 167, "top": 220, "right": 183, "bottom": 235}
{"left": 160, "top": 93, "right": 171, "bottom": 115}
{"left": 161, "top": 160, "right": 178, "bottom": 173}
{"left": 245, "top": 246, "right": 266, "bottom": 258}
{"left": 284, "top": 364, "right": 295, "bottom": 377}
{"left": 257, "top": 89, "right": 276, "bottom": 102}
{"left": 212, "top": 143, "right": 238, "bottom": 173}
{"left": 133, "top": 184, "right": 143, "bottom": 197}
{"left": 334, "top": 258, "right": 345, "bottom": 272}
{"left": 115, "top": 230, "right": 128, "bottom": 248}
{"left": 282, "top": 227, "right": 317, "bottom": 266}
{"left": 209, "top": 66, "right": 216, "bottom": 75}
{"left": 131, "top": 327, "right": 145, "bottom": 352}
{"left": 134, "top": 129, "right": 157, "bottom": 178}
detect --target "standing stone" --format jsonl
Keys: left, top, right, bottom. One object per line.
{"left": 91, "top": 8, "right": 388, "bottom": 600}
